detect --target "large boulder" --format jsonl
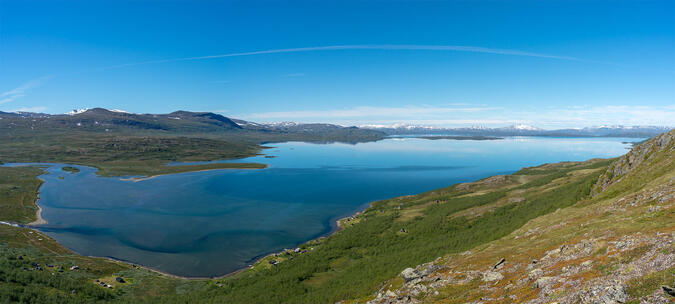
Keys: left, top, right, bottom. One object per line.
{"left": 586, "top": 284, "right": 629, "bottom": 304}
{"left": 400, "top": 264, "right": 441, "bottom": 282}
{"left": 400, "top": 268, "right": 419, "bottom": 282}
{"left": 483, "top": 271, "right": 504, "bottom": 282}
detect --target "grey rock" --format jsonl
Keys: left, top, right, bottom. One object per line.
{"left": 534, "top": 276, "right": 557, "bottom": 288}
{"left": 587, "top": 284, "right": 628, "bottom": 304}
{"left": 483, "top": 271, "right": 503, "bottom": 282}
{"left": 400, "top": 268, "right": 418, "bottom": 282}
{"left": 400, "top": 264, "right": 441, "bottom": 282}
{"left": 528, "top": 268, "right": 544, "bottom": 280}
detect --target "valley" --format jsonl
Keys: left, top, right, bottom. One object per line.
{"left": 0, "top": 128, "right": 671, "bottom": 303}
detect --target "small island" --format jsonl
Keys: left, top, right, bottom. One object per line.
{"left": 61, "top": 166, "right": 81, "bottom": 174}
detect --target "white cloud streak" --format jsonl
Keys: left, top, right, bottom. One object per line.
{"left": 102, "top": 44, "right": 590, "bottom": 70}
{"left": 0, "top": 76, "right": 52, "bottom": 105}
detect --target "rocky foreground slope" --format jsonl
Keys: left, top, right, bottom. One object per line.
{"left": 363, "top": 130, "right": 674, "bottom": 304}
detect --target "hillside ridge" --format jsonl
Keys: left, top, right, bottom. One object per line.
{"left": 364, "top": 129, "right": 674, "bottom": 304}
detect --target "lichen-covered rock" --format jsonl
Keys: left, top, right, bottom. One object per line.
{"left": 584, "top": 284, "right": 628, "bottom": 304}
{"left": 534, "top": 276, "right": 557, "bottom": 289}
{"left": 400, "top": 268, "right": 418, "bottom": 282}
{"left": 528, "top": 268, "right": 543, "bottom": 281}
{"left": 483, "top": 271, "right": 503, "bottom": 282}
{"left": 400, "top": 262, "right": 443, "bottom": 283}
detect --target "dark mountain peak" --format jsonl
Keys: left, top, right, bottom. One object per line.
{"left": 167, "top": 111, "right": 241, "bottom": 129}
{"left": 195, "top": 112, "right": 232, "bottom": 122}
{"left": 168, "top": 110, "right": 194, "bottom": 116}
{"left": 85, "top": 108, "right": 113, "bottom": 115}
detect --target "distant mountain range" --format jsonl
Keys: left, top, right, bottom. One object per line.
{"left": 360, "top": 123, "right": 671, "bottom": 138}
{"left": 1, "top": 108, "right": 670, "bottom": 138}
{"left": 0, "top": 108, "right": 364, "bottom": 133}
{"left": 0, "top": 108, "right": 386, "bottom": 143}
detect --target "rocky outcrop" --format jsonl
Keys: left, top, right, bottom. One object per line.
{"left": 400, "top": 263, "right": 443, "bottom": 282}
{"left": 592, "top": 129, "right": 673, "bottom": 195}
{"left": 368, "top": 261, "right": 449, "bottom": 304}
{"left": 582, "top": 284, "right": 628, "bottom": 303}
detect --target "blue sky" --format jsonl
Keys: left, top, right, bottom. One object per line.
{"left": 1, "top": 0, "right": 673, "bottom": 128}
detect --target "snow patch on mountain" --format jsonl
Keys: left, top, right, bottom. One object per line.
{"left": 503, "top": 124, "right": 543, "bottom": 131}
{"left": 110, "top": 109, "right": 131, "bottom": 114}
{"left": 66, "top": 108, "right": 89, "bottom": 115}
{"left": 265, "top": 122, "right": 302, "bottom": 127}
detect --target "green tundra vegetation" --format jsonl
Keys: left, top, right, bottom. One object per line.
{"left": 0, "top": 131, "right": 267, "bottom": 176}
{"left": 0, "top": 130, "right": 672, "bottom": 303}
{"left": 0, "top": 109, "right": 384, "bottom": 177}
{"left": 0, "top": 166, "right": 45, "bottom": 224}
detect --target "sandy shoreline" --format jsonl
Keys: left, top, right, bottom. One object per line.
{"left": 28, "top": 203, "right": 47, "bottom": 226}
{"left": 28, "top": 177, "right": 47, "bottom": 226}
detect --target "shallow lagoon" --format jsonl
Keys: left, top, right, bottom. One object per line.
{"left": 18, "top": 137, "right": 639, "bottom": 277}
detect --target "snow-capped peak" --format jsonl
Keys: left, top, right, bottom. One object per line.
{"left": 508, "top": 124, "right": 542, "bottom": 131}
{"left": 66, "top": 108, "right": 89, "bottom": 115}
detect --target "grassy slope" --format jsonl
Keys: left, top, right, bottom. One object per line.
{"left": 0, "top": 167, "right": 45, "bottom": 224}
{"left": 355, "top": 130, "right": 674, "bottom": 303}
{"left": 128, "top": 159, "right": 609, "bottom": 303}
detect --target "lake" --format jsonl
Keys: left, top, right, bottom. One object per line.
{"left": 13, "top": 136, "right": 639, "bottom": 277}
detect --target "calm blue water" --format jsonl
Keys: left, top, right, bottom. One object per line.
{"left": 10, "top": 137, "right": 639, "bottom": 277}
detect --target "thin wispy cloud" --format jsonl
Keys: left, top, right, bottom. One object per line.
{"left": 0, "top": 76, "right": 52, "bottom": 105}
{"left": 101, "top": 44, "right": 595, "bottom": 70}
